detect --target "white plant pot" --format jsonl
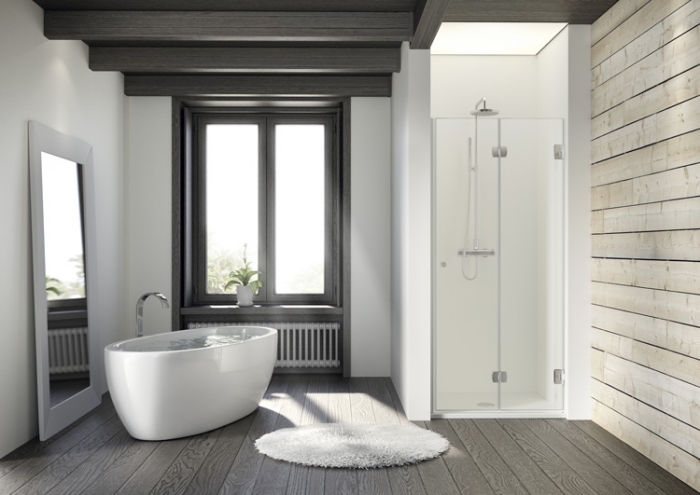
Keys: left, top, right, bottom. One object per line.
{"left": 236, "top": 285, "right": 254, "bottom": 307}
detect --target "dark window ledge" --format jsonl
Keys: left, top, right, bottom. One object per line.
{"left": 180, "top": 305, "right": 343, "bottom": 316}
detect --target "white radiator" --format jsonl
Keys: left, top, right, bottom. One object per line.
{"left": 187, "top": 322, "right": 341, "bottom": 368}
{"left": 48, "top": 327, "right": 90, "bottom": 374}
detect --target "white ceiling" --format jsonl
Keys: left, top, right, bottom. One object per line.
{"left": 431, "top": 22, "right": 568, "bottom": 55}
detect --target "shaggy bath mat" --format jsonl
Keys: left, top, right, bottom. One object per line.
{"left": 255, "top": 422, "right": 449, "bottom": 469}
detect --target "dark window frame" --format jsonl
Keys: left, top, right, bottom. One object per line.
{"left": 190, "top": 109, "right": 340, "bottom": 306}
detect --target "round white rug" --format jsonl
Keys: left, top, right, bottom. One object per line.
{"left": 255, "top": 422, "right": 450, "bottom": 469}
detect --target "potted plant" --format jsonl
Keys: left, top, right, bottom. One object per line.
{"left": 224, "top": 245, "right": 263, "bottom": 307}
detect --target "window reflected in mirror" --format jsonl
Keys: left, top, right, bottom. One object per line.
{"left": 41, "top": 152, "right": 86, "bottom": 304}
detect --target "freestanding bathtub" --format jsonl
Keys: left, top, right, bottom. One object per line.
{"left": 105, "top": 326, "right": 277, "bottom": 441}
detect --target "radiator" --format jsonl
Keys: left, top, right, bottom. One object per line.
{"left": 187, "top": 321, "right": 341, "bottom": 368}
{"left": 48, "top": 327, "right": 90, "bottom": 374}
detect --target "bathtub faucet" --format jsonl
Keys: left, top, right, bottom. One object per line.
{"left": 136, "top": 292, "right": 170, "bottom": 338}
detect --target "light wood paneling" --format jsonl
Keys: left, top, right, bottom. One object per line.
{"left": 592, "top": 281, "right": 700, "bottom": 325}
{"left": 592, "top": 163, "right": 700, "bottom": 210}
{"left": 591, "top": 197, "right": 700, "bottom": 233}
{"left": 592, "top": 380, "right": 700, "bottom": 458}
{"left": 591, "top": 305, "right": 700, "bottom": 360}
{"left": 591, "top": 96, "right": 700, "bottom": 163}
{"left": 592, "top": 258, "right": 700, "bottom": 294}
{"left": 592, "top": 0, "right": 700, "bottom": 96}
{"left": 591, "top": 230, "right": 700, "bottom": 260}
{"left": 591, "top": 0, "right": 651, "bottom": 45}
{"left": 591, "top": 400, "right": 700, "bottom": 490}
{"left": 592, "top": 327, "right": 700, "bottom": 388}
{"left": 591, "top": 129, "right": 700, "bottom": 187}
{"left": 592, "top": 63, "right": 700, "bottom": 139}
{"left": 591, "top": 0, "right": 690, "bottom": 68}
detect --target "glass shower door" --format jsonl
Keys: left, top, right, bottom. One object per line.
{"left": 433, "top": 117, "right": 565, "bottom": 414}
{"left": 498, "top": 119, "right": 565, "bottom": 411}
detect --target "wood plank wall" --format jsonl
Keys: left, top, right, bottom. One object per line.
{"left": 590, "top": 0, "right": 700, "bottom": 490}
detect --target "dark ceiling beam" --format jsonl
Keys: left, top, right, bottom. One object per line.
{"left": 443, "top": 0, "right": 618, "bottom": 24}
{"left": 44, "top": 11, "right": 413, "bottom": 43}
{"left": 411, "top": 0, "right": 452, "bottom": 49}
{"left": 90, "top": 46, "right": 401, "bottom": 73}
{"left": 124, "top": 74, "right": 392, "bottom": 97}
{"left": 34, "top": 0, "right": 416, "bottom": 12}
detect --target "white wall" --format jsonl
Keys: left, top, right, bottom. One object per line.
{"left": 0, "top": 0, "right": 124, "bottom": 457}
{"left": 124, "top": 97, "right": 173, "bottom": 338}
{"left": 391, "top": 43, "right": 433, "bottom": 420}
{"left": 350, "top": 98, "right": 392, "bottom": 376}
{"left": 431, "top": 55, "right": 538, "bottom": 118}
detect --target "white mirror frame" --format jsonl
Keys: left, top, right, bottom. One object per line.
{"left": 29, "top": 121, "right": 102, "bottom": 440}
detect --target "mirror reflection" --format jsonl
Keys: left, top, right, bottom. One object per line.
{"left": 41, "top": 152, "right": 91, "bottom": 407}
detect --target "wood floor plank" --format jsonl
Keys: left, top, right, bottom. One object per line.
{"left": 7, "top": 415, "right": 124, "bottom": 495}
{"left": 366, "top": 377, "right": 401, "bottom": 424}
{"left": 521, "top": 419, "right": 634, "bottom": 495}
{"left": 149, "top": 428, "right": 221, "bottom": 495}
{"left": 3, "top": 375, "right": 698, "bottom": 495}
{"left": 286, "top": 375, "right": 328, "bottom": 495}
{"left": 217, "top": 375, "right": 291, "bottom": 495}
{"left": 79, "top": 437, "right": 160, "bottom": 495}
{"left": 44, "top": 428, "right": 134, "bottom": 495}
{"left": 180, "top": 413, "right": 255, "bottom": 495}
{"left": 349, "top": 378, "right": 393, "bottom": 495}
{"left": 252, "top": 375, "right": 309, "bottom": 495}
{"left": 473, "top": 419, "right": 563, "bottom": 495}
{"left": 498, "top": 419, "right": 598, "bottom": 495}
{"left": 546, "top": 419, "right": 668, "bottom": 495}
{"left": 450, "top": 419, "right": 529, "bottom": 495}
{"left": 0, "top": 396, "right": 114, "bottom": 480}
{"left": 324, "top": 376, "right": 358, "bottom": 495}
{"left": 412, "top": 421, "right": 460, "bottom": 495}
{"left": 574, "top": 420, "right": 700, "bottom": 495}
{"left": 424, "top": 420, "right": 496, "bottom": 495}
{"left": 0, "top": 398, "right": 116, "bottom": 493}
{"left": 113, "top": 438, "right": 189, "bottom": 495}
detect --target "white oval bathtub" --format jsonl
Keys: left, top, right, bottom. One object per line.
{"left": 105, "top": 326, "right": 277, "bottom": 441}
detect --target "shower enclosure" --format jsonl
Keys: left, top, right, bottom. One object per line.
{"left": 432, "top": 115, "right": 565, "bottom": 416}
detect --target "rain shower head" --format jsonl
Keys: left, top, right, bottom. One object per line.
{"left": 470, "top": 97, "right": 499, "bottom": 116}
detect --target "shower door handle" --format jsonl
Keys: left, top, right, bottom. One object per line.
{"left": 459, "top": 249, "right": 495, "bottom": 257}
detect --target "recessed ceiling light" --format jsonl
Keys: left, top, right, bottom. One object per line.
{"left": 431, "top": 22, "right": 568, "bottom": 55}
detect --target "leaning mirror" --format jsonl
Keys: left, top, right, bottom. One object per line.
{"left": 29, "top": 121, "right": 101, "bottom": 440}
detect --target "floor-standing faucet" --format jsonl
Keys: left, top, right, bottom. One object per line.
{"left": 136, "top": 292, "right": 170, "bottom": 338}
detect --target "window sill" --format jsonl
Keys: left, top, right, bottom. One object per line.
{"left": 180, "top": 305, "right": 343, "bottom": 316}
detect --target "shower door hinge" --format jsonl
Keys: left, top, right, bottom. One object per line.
{"left": 553, "top": 369, "right": 565, "bottom": 385}
{"left": 492, "top": 371, "right": 508, "bottom": 383}
{"left": 554, "top": 144, "right": 564, "bottom": 160}
{"left": 492, "top": 146, "right": 508, "bottom": 158}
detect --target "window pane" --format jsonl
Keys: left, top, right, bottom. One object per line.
{"left": 41, "top": 152, "right": 85, "bottom": 300}
{"left": 275, "top": 125, "right": 325, "bottom": 294}
{"left": 205, "top": 124, "right": 259, "bottom": 294}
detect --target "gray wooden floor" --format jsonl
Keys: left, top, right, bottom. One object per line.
{"left": 1, "top": 374, "right": 698, "bottom": 495}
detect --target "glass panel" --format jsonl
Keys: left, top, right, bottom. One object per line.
{"left": 275, "top": 124, "right": 325, "bottom": 294}
{"left": 205, "top": 124, "right": 259, "bottom": 294}
{"left": 499, "top": 119, "right": 565, "bottom": 411}
{"left": 434, "top": 118, "right": 499, "bottom": 411}
{"left": 41, "top": 152, "right": 85, "bottom": 301}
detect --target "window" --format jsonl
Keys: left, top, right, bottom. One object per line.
{"left": 191, "top": 111, "right": 340, "bottom": 305}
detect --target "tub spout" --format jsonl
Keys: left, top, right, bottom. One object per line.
{"left": 136, "top": 292, "right": 170, "bottom": 338}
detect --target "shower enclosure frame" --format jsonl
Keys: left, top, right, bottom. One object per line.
{"left": 431, "top": 116, "right": 568, "bottom": 419}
